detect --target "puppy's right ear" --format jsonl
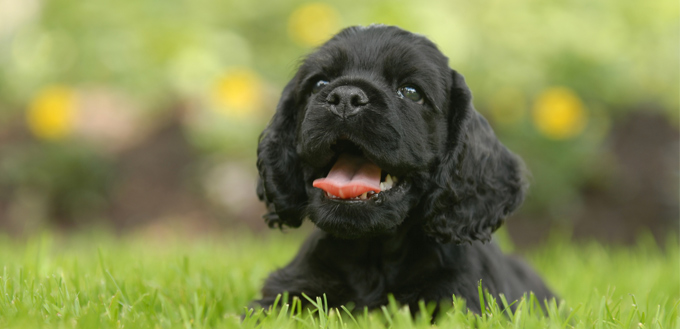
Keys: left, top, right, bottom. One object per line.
{"left": 421, "top": 70, "right": 527, "bottom": 244}
{"left": 256, "top": 77, "right": 307, "bottom": 228}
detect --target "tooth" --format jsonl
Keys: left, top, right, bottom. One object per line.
{"left": 360, "top": 192, "right": 367, "bottom": 200}
{"left": 326, "top": 192, "right": 340, "bottom": 199}
{"left": 380, "top": 182, "right": 385, "bottom": 190}
{"left": 383, "top": 175, "right": 393, "bottom": 190}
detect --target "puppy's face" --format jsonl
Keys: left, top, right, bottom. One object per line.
{"left": 258, "top": 26, "right": 526, "bottom": 243}
{"left": 293, "top": 27, "right": 451, "bottom": 237}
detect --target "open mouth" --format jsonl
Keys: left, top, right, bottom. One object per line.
{"left": 312, "top": 140, "right": 399, "bottom": 201}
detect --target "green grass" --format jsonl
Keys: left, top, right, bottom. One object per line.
{"left": 0, "top": 229, "right": 677, "bottom": 328}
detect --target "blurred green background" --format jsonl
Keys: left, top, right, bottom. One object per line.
{"left": 0, "top": 0, "right": 677, "bottom": 245}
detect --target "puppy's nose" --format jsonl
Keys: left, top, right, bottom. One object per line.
{"left": 326, "top": 86, "right": 369, "bottom": 118}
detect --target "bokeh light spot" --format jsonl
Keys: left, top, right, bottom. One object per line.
{"left": 532, "top": 87, "right": 587, "bottom": 139}
{"left": 211, "top": 68, "right": 263, "bottom": 118}
{"left": 288, "top": 2, "right": 340, "bottom": 47}
{"left": 26, "top": 85, "right": 77, "bottom": 140}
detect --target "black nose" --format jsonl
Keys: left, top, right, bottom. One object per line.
{"left": 325, "top": 86, "right": 369, "bottom": 118}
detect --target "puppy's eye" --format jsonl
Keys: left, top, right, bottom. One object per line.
{"left": 312, "top": 80, "right": 330, "bottom": 94}
{"left": 397, "top": 85, "right": 424, "bottom": 104}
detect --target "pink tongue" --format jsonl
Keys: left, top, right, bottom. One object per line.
{"left": 312, "top": 153, "right": 382, "bottom": 199}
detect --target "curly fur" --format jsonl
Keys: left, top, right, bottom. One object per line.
{"left": 254, "top": 25, "right": 553, "bottom": 314}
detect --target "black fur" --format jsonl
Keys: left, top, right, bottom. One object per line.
{"left": 255, "top": 25, "right": 553, "bottom": 314}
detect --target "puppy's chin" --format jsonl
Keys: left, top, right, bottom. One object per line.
{"left": 306, "top": 182, "right": 415, "bottom": 239}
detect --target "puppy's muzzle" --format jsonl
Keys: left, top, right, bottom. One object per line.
{"left": 326, "top": 86, "right": 369, "bottom": 118}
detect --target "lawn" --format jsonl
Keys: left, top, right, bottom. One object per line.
{"left": 0, "top": 229, "right": 677, "bottom": 328}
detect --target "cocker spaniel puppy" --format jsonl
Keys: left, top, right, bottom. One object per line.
{"left": 254, "top": 25, "right": 553, "bottom": 314}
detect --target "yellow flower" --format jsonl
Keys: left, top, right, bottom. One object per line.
{"left": 532, "top": 87, "right": 587, "bottom": 139}
{"left": 26, "top": 86, "right": 77, "bottom": 140}
{"left": 288, "top": 3, "right": 340, "bottom": 47}
{"left": 489, "top": 87, "right": 527, "bottom": 126}
{"left": 211, "top": 68, "right": 263, "bottom": 117}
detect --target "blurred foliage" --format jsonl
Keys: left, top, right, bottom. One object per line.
{"left": 0, "top": 143, "right": 113, "bottom": 228}
{"left": 0, "top": 0, "right": 677, "bottom": 228}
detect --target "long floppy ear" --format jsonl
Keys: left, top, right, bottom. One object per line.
{"left": 256, "top": 77, "right": 307, "bottom": 228}
{"left": 422, "top": 70, "right": 528, "bottom": 244}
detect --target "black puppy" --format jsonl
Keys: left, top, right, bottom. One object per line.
{"left": 255, "top": 25, "right": 553, "bottom": 314}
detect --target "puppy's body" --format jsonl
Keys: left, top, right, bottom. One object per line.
{"left": 255, "top": 25, "right": 554, "bottom": 313}
{"left": 259, "top": 228, "right": 552, "bottom": 313}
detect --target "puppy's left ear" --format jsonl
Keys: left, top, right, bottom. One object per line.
{"left": 422, "top": 70, "right": 528, "bottom": 244}
{"left": 256, "top": 77, "right": 307, "bottom": 229}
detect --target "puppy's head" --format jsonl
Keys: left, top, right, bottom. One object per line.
{"left": 257, "top": 25, "right": 526, "bottom": 243}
